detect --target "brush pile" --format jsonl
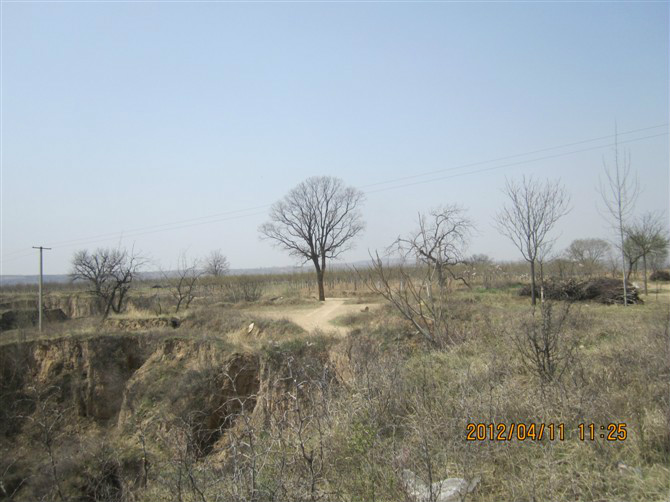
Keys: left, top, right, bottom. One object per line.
{"left": 519, "top": 277, "right": 643, "bottom": 305}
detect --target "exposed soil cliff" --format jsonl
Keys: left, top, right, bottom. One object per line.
{"left": 0, "top": 332, "right": 335, "bottom": 501}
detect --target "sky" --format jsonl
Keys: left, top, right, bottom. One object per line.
{"left": 1, "top": 1, "right": 668, "bottom": 276}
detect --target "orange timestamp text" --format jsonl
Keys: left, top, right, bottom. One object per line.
{"left": 466, "top": 422, "right": 565, "bottom": 441}
{"left": 466, "top": 422, "right": 628, "bottom": 441}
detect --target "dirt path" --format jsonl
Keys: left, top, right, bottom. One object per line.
{"left": 259, "top": 298, "right": 375, "bottom": 335}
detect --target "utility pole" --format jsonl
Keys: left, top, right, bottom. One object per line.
{"left": 32, "top": 246, "right": 52, "bottom": 331}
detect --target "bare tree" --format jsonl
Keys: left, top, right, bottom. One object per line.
{"left": 495, "top": 176, "right": 571, "bottom": 305}
{"left": 204, "top": 250, "right": 229, "bottom": 277}
{"left": 365, "top": 206, "right": 473, "bottom": 346}
{"left": 622, "top": 235, "right": 645, "bottom": 283}
{"left": 512, "top": 302, "right": 580, "bottom": 388}
{"left": 624, "top": 212, "right": 670, "bottom": 295}
{"left": 71, "top": 247, "right": 145, "bottom": 318}
{"left": 598, "top": 133, "right": 639, "bottom": 306}
{"left": 259, "top": 176, "right": 365, "bottom": 301}
{"left": 396, "top": 206, "right": 473, "bottom": 289}
{"left": 165, "top": 253, "right": 202, "bottom": 313}
{"left": 565, "top": 238, "right": 611, "bottom": 276}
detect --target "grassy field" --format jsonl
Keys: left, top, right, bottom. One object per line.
{"left": 0, "top": 271, "right": 668, "bottom": 501}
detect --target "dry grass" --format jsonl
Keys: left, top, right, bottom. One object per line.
{"left": 1, "top": 274, "right": 669, "bottom": 501}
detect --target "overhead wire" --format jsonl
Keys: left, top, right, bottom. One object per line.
{"left": 364, "top": 131, "right": 668, "bottom": 194}
{"left": 1, "top": 124, "right": 667, "bottom": 266}
{"left": 358, "top": 122, "right": 668, "bottom": 189}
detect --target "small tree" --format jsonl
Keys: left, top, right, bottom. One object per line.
{"left": 565, "top": 238, "right": 611, "bottom": 276}
{"left": 260, "top": 176, "right": 365, "bottom": 301}
{"left": 365, "top": 206, "right": 473, "bottom": 346}
{"left": 396, "top": 206, "right": 473, "bottom": 289}
{"left": 512, "top": 302, "right": 579, "bottom": 389}
{"left": 624, "top": 212, "right": 670, "bottom": 295}
{"left": 223, "top": 276, "right": 265, "bottom": 303}
{"left": 165, "top": 253, "right": 202, "bottom": 313}
{"left": 71, "top": 247, "right": 145, "bottom": 318}
{"left": 495, "top": 176, "right": 571, "bottom": 305}
{"left": 204, "top": 250, "right": 229, "bottom": 277}
{"left": 622, "top": 235, "right": 644, "bottom": 283}
{"left": 598, "top": 133, "right": 639, "bottom": 306}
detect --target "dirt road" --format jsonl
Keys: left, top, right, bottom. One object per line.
{"left": 259, "top": 298, "right": 375, "bottom": 335}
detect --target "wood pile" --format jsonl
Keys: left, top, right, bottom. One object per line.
{"left": 519, "top": 277, "right": 643, "bottom": 305}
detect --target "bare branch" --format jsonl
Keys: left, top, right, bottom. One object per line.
{"left": 70, "top": 247, "right": 146, "bottom": 318}
{"left": 494, "top": 176, "right": 571, "bottom": 305}
{"left": 259, "top": 176, "right": 365, "bottom": 301}
{"left": 597, "top": 131, "right": 639, "bottom": 305}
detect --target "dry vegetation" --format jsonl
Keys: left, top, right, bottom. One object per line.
{"left": 1, "top": 265, "right": 669, "bottom": 501}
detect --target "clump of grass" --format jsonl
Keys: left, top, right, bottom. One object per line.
{"left": 254, "top": 317, "right": 305, "bottom": 337}
{"left": 332, "top": 312, "right": 368, "bottom": 327}
{"left": 261, "top": 333, "right": 336, "bottom": 368}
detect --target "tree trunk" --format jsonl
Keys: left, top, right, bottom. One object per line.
{"left": 539, "top": 259, "right": 545, "bottom": 303}
{"left": 642, "top": 254, "right": 648, "bottom": 296}
{"left": 114, "top": 287, "right": 127, "bottom": 313}
{"left": 625, "top": 259, "right": 636, "bottom": 283}
{"left": 530, "top": 259, "right": 537, "bottom": 306}
{"left": 313, "top": 259, "right": 326, "bottom": 301}
{"left": 103, "top": 293, "right": 114, "bottom": 319}
{"left": 619, "top": 225, "right": 628, "bottom": 307}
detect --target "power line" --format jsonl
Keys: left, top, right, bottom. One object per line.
{"left": 1, "top": 124, "right": 667, "bottom": 265}
{"left": 364, "top": 131, "right": 668, "bottom": 194}
{"left": 43, "top": 205, "right": 271, "bottom": 249}
{"left": 359, "top": 123, "right": 668, "bottom": 189}
{"left": 1, "top": 209, "right": 269, "bottom": 263}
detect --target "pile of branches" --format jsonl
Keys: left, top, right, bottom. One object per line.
{"left": 519, "top": 277, "right": 643, "bottom": 305}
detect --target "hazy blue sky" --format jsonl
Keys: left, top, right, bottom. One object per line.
{"left": 1, "top": 1, "right": 668, "bottom": 276}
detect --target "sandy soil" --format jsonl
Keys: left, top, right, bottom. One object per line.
{"left": 257, "top": 297, "right": 378, "bottom": 335}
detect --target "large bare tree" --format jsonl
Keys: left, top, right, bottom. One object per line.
{"left": 598, "top": 133, "right": 639, "bottom": 306}
{"left": 260, "top": 176, "right": 365, "bottom": 301}
{"left": 71, "top": 247, "right": 145, "bottom": 318}
{"left": 495, "top": 176, "right": 570, "bottom": 305}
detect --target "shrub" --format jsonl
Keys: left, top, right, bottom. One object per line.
{"left": 222, "top": 277, "right": 265, "bottom": 302}
{"left": 650, "top": 270, "right": 670, "bottom": 281}
{"left": 512, "top": 302, "right": 580, "bottom": 386}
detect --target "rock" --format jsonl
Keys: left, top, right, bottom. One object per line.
{"left": 402, "top": 469, "right": 479, "bottom": 502}
{"left": 615, "top": 461, "right": 642, "bottom": 476}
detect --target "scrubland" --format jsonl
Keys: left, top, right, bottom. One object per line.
{"left": 0, "top": 267, "right": 668, "bottom": 501}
